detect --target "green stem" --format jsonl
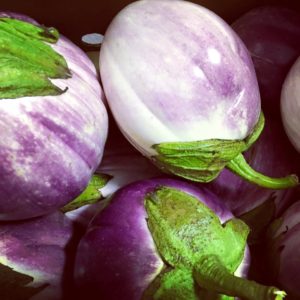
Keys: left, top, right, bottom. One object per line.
{"left": 193, "top": 255, "right": 286, "bottom": 300}
{"left": 243, "top": 111, "right": 265, "bottom": 150}
{"left": 226, "top": 153, "right": 298, "bottom": 189}
{"left": 60, "top": 173, "right": 111, "bottom": 212}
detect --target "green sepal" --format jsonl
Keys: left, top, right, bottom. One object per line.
{"left": 152, "top": 137, "right": 246, "bottom": 183}
{"left": 145, "top": 187, "right": 249, "bottom": 270}
{"left": 144, "top": 186, "right": 249, "bottom": 299}
{"left": 0, "top": 17, "right": 71, "bottom": 99}
{"left": 198, "top": 290, "right": 235, "bottom": 300}
{"left": 61, "top": 173, "right": 112, "bottom": 213}
{"left": 243, "top": 111, "right": 265, "bottom": 149}
{"left": 144, "top": 187, "right": 286, "bottom": 300}
{"left": 144, "top": 266, "right": 235, "bottom": 300}
{"left": 239, "top": 195, "right": 277, "bottom": 244}
{"left": 0, "top": 262, "right": 47, "bottom": 299}
{"left": 152, "top": 112, "right": 298, "bottom": 189}
{"left": 145, "top": 268, "right": 199, "bottom": 300}
{"left": 152, "top": 113, "right": 264, "bottom": 183}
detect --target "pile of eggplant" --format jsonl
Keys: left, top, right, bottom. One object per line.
{"left": 1, "top": 1, "right": 300, "bottom": 299}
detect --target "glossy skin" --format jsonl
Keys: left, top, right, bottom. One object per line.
{"left": 65, "top": 127, "right": 162, "bottom": 227}
{"left": 281, "top": 56, "right": 300, "bottom": 153}
{"left": 232, "top": 6, "right": 300, "bottom": 118}
{"left": 74, "top": 178, "right": 250, "bottom": 300}
{"left": 0, "top": 211, "right": 76, "bottom": 300}
{"left": 100, "top": 0, "right": 260, "bottom": 157}
{"left": 208, "top": 118, "right": 300, "bottom": 216}
{"left": 268, "top": 201, "right": 300, "bottom": 299}
{"left": 0, "top": 13, "right": 108, "bottom": 220}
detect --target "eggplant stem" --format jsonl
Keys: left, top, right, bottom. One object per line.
{"left": 193, "top": 255, "right": 286, "bottom": 300}
{"left": 226, "top": 153, "right": 298, "bottom": 189}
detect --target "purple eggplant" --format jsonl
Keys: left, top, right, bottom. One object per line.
{"left": 267, "top": 200, "right": 300, "bottom": 299}
{"left": 281, "top": 56, "right": 300, "bottom": 154}
{"left": 232, "top": 6, "right": 300, "bottom": 118}
{"left": 74, "top": 178, "right": 285, "bottom": 300}
{"left": 0, "top": 12, "right": 108, "bottom": 220}
{"left": 0, "top": 211, "right": 80, "bottom": 300}
{"left": 100, "top": 0, "right": 298, "bottom": 189}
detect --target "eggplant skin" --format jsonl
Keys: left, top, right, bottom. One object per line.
{"left": 100, "top": 0, "right": 260, "bottom": 158}
{"left": 74, "top": 177, "right": 246, "bottom": 300}
{"left": 0, "top": 12, "right": 108, "bottom": 220}
{"left": 0, "top": 211, "right": 78, "bottom": 300}
{"left": 268, "top": 201, "right": 300, "bottom": 299}
{"left": 281, "top": 56, "right": 300, "bottom": 154}
{"left": 232, "top": 6, "right": 300, "bottom": 118}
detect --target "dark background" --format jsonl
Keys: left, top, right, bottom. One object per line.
{"left": 2, "top": 0, "right": 300, "bottom": 47}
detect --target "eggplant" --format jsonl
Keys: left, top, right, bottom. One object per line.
{"left": 99, "top": 0, "right": 297, "bottom": 189}
{"left": 0, "top": 12, "right": 108, "bottom": 220}
{"left": 281, "top": 56, "right": 300, "bottom": 154}
{"left": 0, "top": 211, "right": 80, "bottom": 300}
{"left": 74, "top": 178, "right": 285, "bottom": 300}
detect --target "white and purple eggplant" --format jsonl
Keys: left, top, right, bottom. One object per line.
{"left": 267, "top": 200, "right": 300, "bottom": 299}
{"left": 74, "top": 177, "right": 286, "bottom": 300}
{"left": 232, "top": 6, "right": 300, "bottom": 118}
{"left": 0, "top": 211, "right": 81, "bottom": 300}
{"left": 99, "top": 0, "right": 298, "bottom": 189}
{"left": 281, "top": 56, "right": 300, "bottom": 154}
{"left": 0, "top": 13, "right": 108, "bottom": 220}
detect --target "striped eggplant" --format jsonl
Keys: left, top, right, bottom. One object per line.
{"left": 281, "top": 56, "right": 300, "bottom": 154}
{"left": 74, "top": 178, "right": 285, "bottom": 300}
{"left": 0, "top": 12, "right": 108, "bottom": 220}
{"left": 99, "top": 0, "right": 298, "bottom": 190}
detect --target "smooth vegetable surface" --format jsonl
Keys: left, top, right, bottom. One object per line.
{"left": 0, "top": 211, "right": 79, "bottom": 300}
{"left": 100, "top": 0, "right": 298, "bottom": 189}
{"left": 281, "top": 56, "right": 300, "bottom": 153}
{"left": 232, "top": 6, "right": 300, "bottom": 118}
{"left": 267, "top": 200, "right": 300, "bottom": 299}
{"left": 65, "top": 120, "right": 162, "bottom": 227}
{"left": 74, "top": 178, "right": 285, "bottom": 300}
{"left": 0, "top": 12, "right": 108, "bottom": 220}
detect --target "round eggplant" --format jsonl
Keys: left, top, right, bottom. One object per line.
{"left": 0, "top": 12, "right": 108, "bottom": 220}
{"left": 99, "top": 0, "right": 297, "bottom": 189}
{"left": 74, "top": 178, "right": 284, "bottom": 300}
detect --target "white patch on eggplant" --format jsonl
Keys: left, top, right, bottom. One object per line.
{"left": 207, "top": 47, "right": 221, "bottom": 64}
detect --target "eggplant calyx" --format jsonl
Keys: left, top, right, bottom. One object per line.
{"left": 151, "top": 112, "right": 264, "bottom": 183}
{"left": 61, "top": 173, "right": 112, "bottom": 213}
{"left": 144, "top": 186, "right": 249, "bottom": 299}
{"left": 0, "top": 17, "right": 71, "bottom": 99}
{"left": 152, "top": 112, "right": 298, "bottom": 189}
{"left": 194, "top": 255, "right": 286, "bottom": 300}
